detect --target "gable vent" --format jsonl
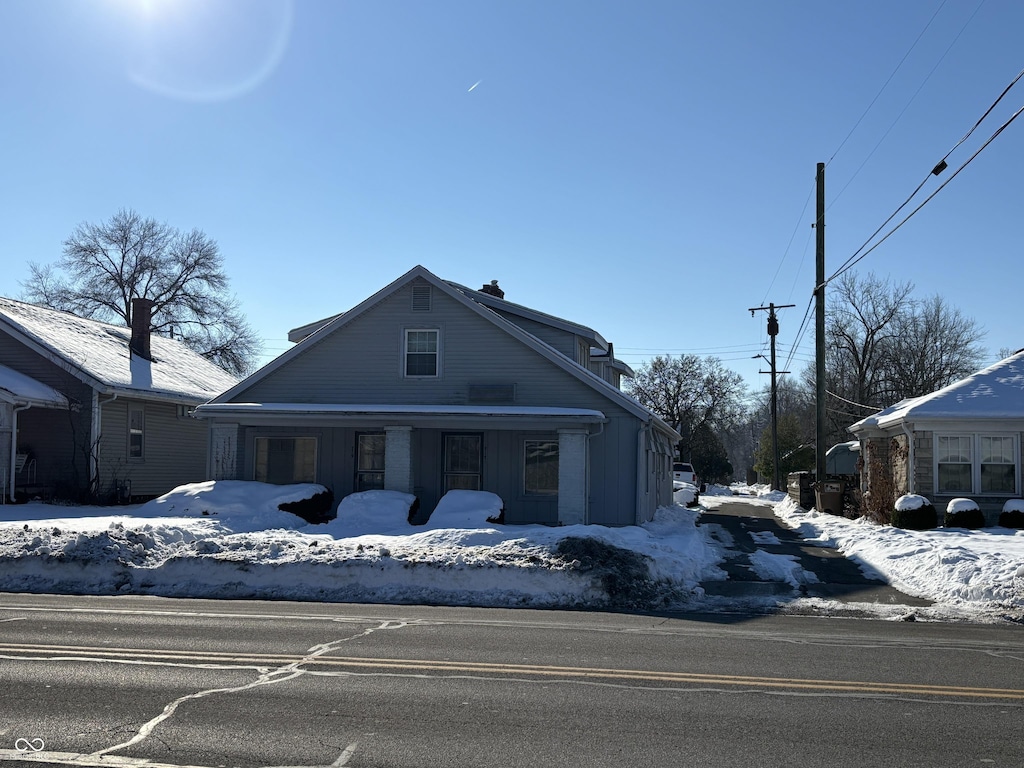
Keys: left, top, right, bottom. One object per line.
{"left": 468, "top": 384, "right": 517, "bottom": 404}
{"left": 412, "top": 285, "right": 432, "bottom": 311}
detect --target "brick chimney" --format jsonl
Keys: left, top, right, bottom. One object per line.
{"left": 130, "top": 298, "right": 155, "bottom": 360}
{"left": 479, "top": 280, "right": 504, "bottom": 299}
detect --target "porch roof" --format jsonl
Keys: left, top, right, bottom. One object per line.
{"left": 193, "top": 402, "right": 607, "bottom": 427}
{"left": 0, "top": 363, "right": 68, "bottom": 408}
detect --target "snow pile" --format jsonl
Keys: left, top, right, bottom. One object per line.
{"left": 0, "top": 482, "right": 716, "bottom": 610}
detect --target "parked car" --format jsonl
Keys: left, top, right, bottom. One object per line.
{"left": 673, "top": 462, "right": 698, "bottom": 486}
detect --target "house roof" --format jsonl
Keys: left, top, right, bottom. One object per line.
{"left": 0, "top": 297, "right": 239, "bottom": 404}
{"left": 446, "top": 281, "right": 608, "bottom": 352}
{"left": 286, "top": 282, "right": 609, "bottom": 351}
{"left": 849, "top": 350, "right": 1024, "bottom": 432}
{"left": 0, "top": 363, "right": 68, "bottom": 408}
{"left": 213, "top": 266, "right": 679, "bottom": 441}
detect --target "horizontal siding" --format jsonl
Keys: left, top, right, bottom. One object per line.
{"left": 235, "top": 279, "right": 625, "bottom": 416}
{"left": 98, "top": 399, "right": 209, "bottom": 498}
{"left": 490, "top": 311, "right": 577, "bottom": 359}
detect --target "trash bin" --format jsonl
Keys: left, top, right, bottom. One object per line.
{"left": 787, "top": 471, "right": 815, "bottom": 509}
{"left": 815, "top": 479, "right": 845, "bottom": 515}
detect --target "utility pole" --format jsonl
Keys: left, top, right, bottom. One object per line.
{"left": 750, "top": 302, "right": 794, "bottom": 491}
{"left": 814, "top": 162, "right": 827, "bottom": 485}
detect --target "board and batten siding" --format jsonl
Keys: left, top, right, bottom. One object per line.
{"left": 98, "top": 398, "right": 209, "bottom": 498}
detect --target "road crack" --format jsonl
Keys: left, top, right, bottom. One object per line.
{"left": 90, "top": 619, "right": 407, "bottom": 758}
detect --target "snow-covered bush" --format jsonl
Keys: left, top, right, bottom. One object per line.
{"left": 999, "top": 499, "right": 1024, "bottom": 529}
{"left": 944, "top": 497, "right": 985, "bottom": 529}
{"left": 891, "top": 494, "right": 937, "bottom": 530}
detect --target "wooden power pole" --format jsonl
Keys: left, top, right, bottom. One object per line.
{"left": 815, "top": 162, "right": 827, "bottom": 485}
{"left": 750, "top": 302, "right": 794, "bottom": 491}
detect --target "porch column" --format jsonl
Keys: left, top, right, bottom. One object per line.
{"left": 384, "top": 426, "right": 413, "bottom": 494}
{"left": 0, "top": 404, "right": 11, "bottom": 501}
{"left": 210, "top": 423, "right": 239, "bottom": 480}
{"left": 557, "top": 428, "right": 589, "bottom": 525}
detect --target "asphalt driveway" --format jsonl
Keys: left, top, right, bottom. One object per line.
{"left": 697, "top": 497, "right": 933, "bottom": 610}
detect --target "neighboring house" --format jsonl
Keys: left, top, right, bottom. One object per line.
{"left": 0, "top": 297, "right": 238, "bottom": 502}
{"left": 194, "top": 266, "right": 680, "bottom": 527}
{"left": 848, "top": 350, "right": 1024, "bottom": 521}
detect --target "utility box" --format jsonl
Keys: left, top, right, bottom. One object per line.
{"left": 787, "top": 472, "right": 815, "bottom": 509}
{"left": 815, "top": 479, "right": 845, "bottom": 516}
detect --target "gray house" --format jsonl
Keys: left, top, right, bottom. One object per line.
{"left": 848, "top": 349, "right": 1024, "bottom": 521}
{"left": 194, "top": 266, "right": 680, "bottom": 526}
{"left": 0, "top": 297, "right": 238, "bottom": 502}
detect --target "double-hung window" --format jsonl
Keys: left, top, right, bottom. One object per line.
{"left": 935, "top": 433, "right": 1019, "bottom": 495}
{"left": 980, "top": 436, "right": 1016, "bottom": 493}
{"left": 128, "top": 407, "right": 145, "bottom": 460}
{"left": 405, "top": 329, "right": 439, "bottom": 377}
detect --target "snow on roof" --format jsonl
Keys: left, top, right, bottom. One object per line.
{"left": 0, "top": 363, "right": 68, "bottom": 407}
{"left": 0, "top": 297, "right": 238, "bottom": 402}
{"left": 850, "top": 350, "right": 1024, "bottom": 431}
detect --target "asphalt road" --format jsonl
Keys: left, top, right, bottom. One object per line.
{"left": 1, "top": 594, "right": 1022, "bottom": 767}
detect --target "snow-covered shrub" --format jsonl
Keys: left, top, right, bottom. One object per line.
{"left": 998, "top": 499, "right": 1024, "bottom": 529}
{"left": 891, "top": 494, "right": 937, "bottom": 530}
{"left": 944, "top": 498, "right": 985, "bottom": 529}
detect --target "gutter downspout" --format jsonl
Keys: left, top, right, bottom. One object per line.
{"left": 91, "top": 392, "right": 118, "bottom": 494}
{"left": 635, "top": 423, "right": 650, "bottom": 526}
{"left": 901, "top": 422, "right": 915, "bottom": 495}
{"left": 9, "top": 404, "right": 31, "bottom": 503}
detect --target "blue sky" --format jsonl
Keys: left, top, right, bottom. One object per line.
{"left": 2, "top": 0, "right": 1021, "bottom": 399}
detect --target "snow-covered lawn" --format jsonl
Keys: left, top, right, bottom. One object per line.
{"left": 771, "top": 493, "right": 1024, "bottom": 619}
{"left": 0, "top": 481, "right": 1021, "bottom": 623}
{"left": 0, "top": 482, "right": 720, "bottom": 611}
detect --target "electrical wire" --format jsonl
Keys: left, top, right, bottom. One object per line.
{"left": 827, "top": 0, "right": 951, "bottom": 167}
{"left": 825, "top": 65, "right": 1024, "bottom": 286}
{"left": 826, "top": 390, "right": 881, "bottom": 410}
{"left": 825, "top": 99, "right": 1024, "bottom": 286}
{"left": 827, "top": 0, "right": 987, "bottom": 208}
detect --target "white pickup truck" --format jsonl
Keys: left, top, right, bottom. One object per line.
{"left": 672, "top": 462, "right": 698, "bottom": 485}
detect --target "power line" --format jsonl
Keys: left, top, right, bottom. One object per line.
{"left": 826, "top": 390, "right": 881, "bottom": 410}
{"left": 827, "top": 0, "right": 986, "bottom": 207}
{"left": 825, "top": 65, "right": 1024, "bottom": 286}
{"left": 827, "top": 0, "right": 952, "bottom": 167}
{"left": 825, "top": 98, "right": 1024, "bottom": 286}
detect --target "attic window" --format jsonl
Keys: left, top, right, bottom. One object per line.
{"left": 412, "top": 285, "right": 432, "bottom": 312}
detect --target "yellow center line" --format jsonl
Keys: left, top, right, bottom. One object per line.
{"left": 2, "top": 642, "right": 1022, "bottom": 700}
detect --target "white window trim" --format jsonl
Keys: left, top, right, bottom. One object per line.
{"left": 403, "top": 328, "right": 441, "bottom": 379}
{"left": 128, "top": 406, "right": 145, "bottom": 461}
{"left": 933, "top": 432, "right": 1020, "bottom": 496}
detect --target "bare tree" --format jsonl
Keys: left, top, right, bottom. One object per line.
{"left": 882, "top": 294, "right": 986, "bottom": 402}
{"left": 22, "top": 209, "right": 260, "bottom": 375}
{"left": 626, "top": 354, "right": 746, "bottom": 460}
{"left": 800, "top": 271, "right": 985, "bottom": 446}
